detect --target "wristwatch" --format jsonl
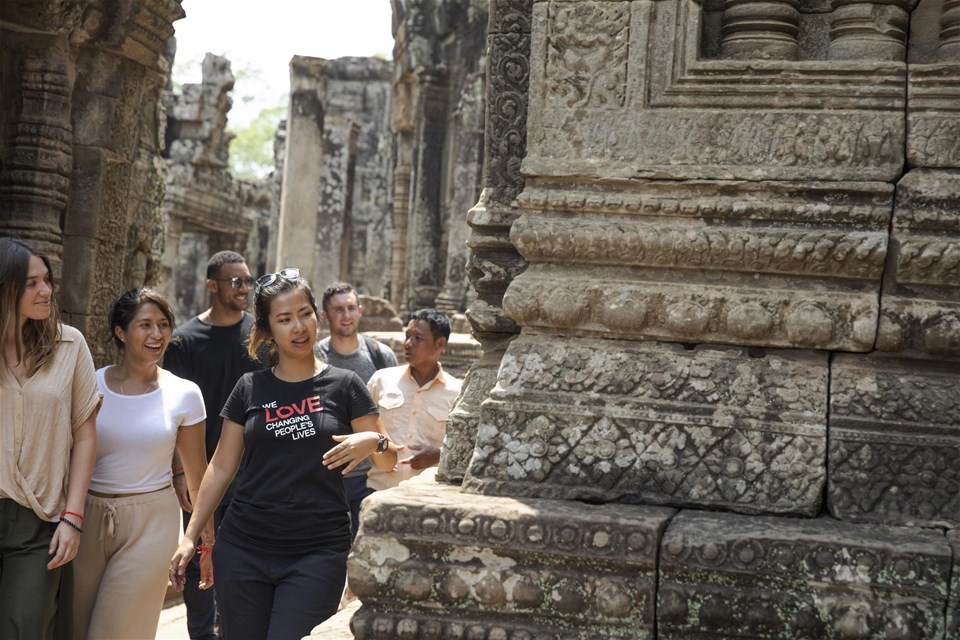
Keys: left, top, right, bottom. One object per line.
{"left": 375, "top": 433, "right": 389, "bottom": 454}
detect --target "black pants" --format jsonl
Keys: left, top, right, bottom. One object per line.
{"left": 213, "top": 537, "right": 347, "bottom": 640}
{"left": 182, "top": 505, "right": 227, "bottom": 640}
{"left": 343, "top": 475, "right": 374, "bottom": 542}
{"left": 0, "top": 499, "right": 72, "bottom": 639}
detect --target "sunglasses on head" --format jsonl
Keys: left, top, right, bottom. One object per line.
{"left": 215, "top": 276, "right": 256, "bottom": 290}
{"left": 256, "top": 268, "right": 301, "bottom": 288}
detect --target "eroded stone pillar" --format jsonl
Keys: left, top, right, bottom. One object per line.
{"left": 389, "top": 135, "right": 413, "bottom": 310}
{"left": 276, "top": 56, "right": 327, "bottom": 275}
{"left": 313, "top": 116, "right": 358, "bottom": 288}
{"left": 404, "top": 68, "right": 449, "bottom": 310}
{"left": 828, "top": 0, "right": 916, "bottom": 61}
{"left": 0, "top": 35, "right": 74, "bottom": 269}
{"left": 720, "top": 0, "right": 800, "bottom": 60}
{"left": 435, "top": 72, "right": 485, "bottom": 313}
{"left": 435, "top": 0, "right": 531, "bottom": 484}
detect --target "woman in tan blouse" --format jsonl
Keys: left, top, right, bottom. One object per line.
{"left": 0, "top": 237, "right": 102, "bottom": 639}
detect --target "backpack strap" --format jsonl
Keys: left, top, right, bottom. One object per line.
{"left": 364, "top": 335, "right": 388, "bottom": 370}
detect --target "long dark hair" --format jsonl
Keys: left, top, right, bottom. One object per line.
{"left": 248, "top": 274, "right": 318, "bottom": 362}
{"left": 0, "top": 238, "right": 61, "bottom": 374}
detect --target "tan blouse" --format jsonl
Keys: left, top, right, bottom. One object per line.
{"left": 0, "top": 324, "right": 102, "bottom": 521}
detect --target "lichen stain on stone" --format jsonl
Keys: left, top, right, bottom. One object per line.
{"left": 361, "top": 538, "right": 411, "bottom": 582}
{"left": 448, "top": 545, "right": 518, "bottom": 570}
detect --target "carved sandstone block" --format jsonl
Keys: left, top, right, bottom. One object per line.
{"left": 907, "top": 61, "right": 960, "bottom": 167}
{"left": 658, "top": 511, "right": 952, "bottom": 639}
{"left": 877, "top": 169, "right": 960, "bottom": 357}
{"left": 506, "top": 180, "right": 891, "bottom": 351}
{"left": 463, "top": 335, "right": 828, "bottom": 515}
{"left": 829, "top": 354, "right": 960, "bottom": 528}
{"left": 525, "top": 0, "right": 907, "bottom": 182}
{"left": 349, "top": 477, "right": 675, "bottom": 639}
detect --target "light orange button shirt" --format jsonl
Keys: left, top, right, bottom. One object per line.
{"left": 0, "top": 324, "right": 102, "bottom": 521}
{"left": 366, "top": 363, "right": 462, "bottom": 491}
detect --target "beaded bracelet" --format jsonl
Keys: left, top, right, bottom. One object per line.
{"left": 59, "top": 517, "right": 84, "bottom": 534}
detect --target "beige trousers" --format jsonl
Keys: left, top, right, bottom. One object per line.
{"left": 72, "top": 486, "right": 179, "bottom": 640}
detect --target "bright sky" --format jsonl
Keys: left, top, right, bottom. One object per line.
{"left": 172, "top": 0, "right": 395, "bottom": 127}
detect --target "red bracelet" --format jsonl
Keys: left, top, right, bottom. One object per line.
{"left": 172, "top": 467, "right": 184, "bottom": 475}
{"left": 197, "top": 544, "right": 214, "bottom": 562}
{"left": 61, "top": 510, "right": 84, "bottom": 521}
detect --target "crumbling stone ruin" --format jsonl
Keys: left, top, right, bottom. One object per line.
{"left": 0, "top": 0, "right": 185, "bottom": 365}
{"left": 275, "top": 56, "right": 392, "bottom": 299}
{"left": 348, "top": 2, "right": 960, "bottom": 638}
{"left": 275, "top": 0, "right": 489, "bottom": 313}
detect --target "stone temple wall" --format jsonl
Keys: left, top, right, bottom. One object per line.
{"left": 0, "top": 0, "right": 185, "bottom": 366}
{"left": 388, "top": 0, "right": 490, "bottom": 314}
{"left": 350, "top": 2, "right": 960, "bottom": 638}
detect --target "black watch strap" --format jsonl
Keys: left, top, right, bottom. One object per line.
{"left": 375, "top": 433, "right": 389, "bottom": 453}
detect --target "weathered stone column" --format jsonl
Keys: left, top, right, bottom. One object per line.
{"left": 828, "top": 0, "right": 916, "bottom": 61}
{"left": 313, "top": 116, "right": 359, "bottom": 288}
{"left": 404, "top": 67, "right": 449, "bottom": 310}
{"left": 720, "top": 0, "right": 800, "bottom": 60}
{"left": 1, "top": 0, "right": 184, "bottom": 365}
{"left": 0, "top": 34, "right": 74, "bottom": 270}
{"left": 276, "top": 56, "right": 327, "bottom": 274}
{"left": 436, "top": 0, "right": 530, "bottom": 484}
{"left": 160, "top": 214, "right": 184, "bottom": 303}
{"left": 941, "top": 0, "right": 960, "bottom": 60}
{"left": 389, "top": 134, "right": 413, "bottom": 310}
{"left": 435, "top": 72, "right": 485, "bottom": 313}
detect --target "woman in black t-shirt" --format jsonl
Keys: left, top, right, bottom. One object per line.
{"left": 168, "top": 269, "right": 397, "bottom": 639}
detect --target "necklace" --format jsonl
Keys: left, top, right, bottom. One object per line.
{"left": 116, "top": 368, "right": 160, "bottom": 395}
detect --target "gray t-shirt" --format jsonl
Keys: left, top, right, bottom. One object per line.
{"left": 316, "top": 336, "right": 398, "bottom": 477}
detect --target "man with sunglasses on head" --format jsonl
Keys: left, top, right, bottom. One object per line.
{"left": 163, "top": 250, "right": 265, "bottom": 640}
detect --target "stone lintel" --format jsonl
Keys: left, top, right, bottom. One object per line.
{"left": 464, "top": 335, "right": 828, "bottom": 516}
{"left": 350, "top": 477, "right": 675, "bottom": 639}
{"left": 829, "top": 353, "right": 960, "bottom": 528}
{"left": 659, "top": 510, "right": 952, "bottom": 639}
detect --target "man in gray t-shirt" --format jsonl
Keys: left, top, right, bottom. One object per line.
{"left": 316, "top": 282, "right": 397, "bottom": 540}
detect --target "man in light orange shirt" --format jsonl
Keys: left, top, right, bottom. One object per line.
{"left": 366, "top": 309, "right": 461, "bottom": 491}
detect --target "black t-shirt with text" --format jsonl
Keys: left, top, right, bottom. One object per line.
{"left": 218, "top": 366, "right": 377, "bottom": 554}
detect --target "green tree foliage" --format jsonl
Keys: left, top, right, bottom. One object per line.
{"left": 228, "top": 103, "right": 286, "bottom": 180}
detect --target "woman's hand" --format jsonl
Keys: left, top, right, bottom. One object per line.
{"left": 47, "top": 521, "right": 81, "bottom": 570}
{"left": 173, "top": 473, "right": 192, "bottom": 512}
{"left": 322, "top": 432, "right": 380, "bottom": 474}
{"left": 169, "top": 538, "right": 197, "bottom": 592}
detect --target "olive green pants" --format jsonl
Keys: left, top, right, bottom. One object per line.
{"left": 0, "top": 498, "right": 73, "bottom": 639}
